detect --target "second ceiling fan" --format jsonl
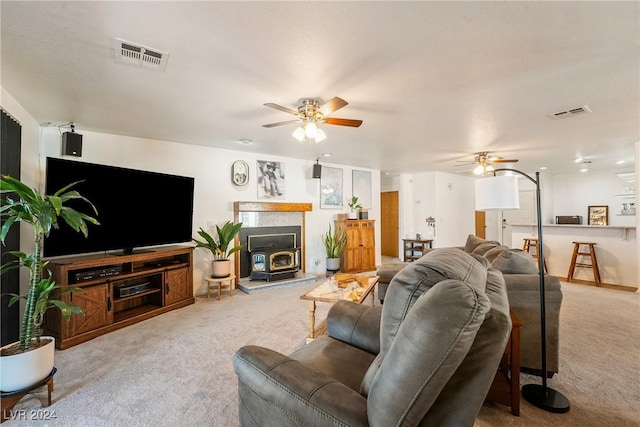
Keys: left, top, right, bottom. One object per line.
{"left": 457, "top": 151, "right": 519, "bottom": 175}
{"left": 262, "top": 97, "right": 362, "bottom": 142}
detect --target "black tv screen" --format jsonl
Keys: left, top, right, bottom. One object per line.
{"left": 44, "top": 157, "right": 195, "bottom": 257}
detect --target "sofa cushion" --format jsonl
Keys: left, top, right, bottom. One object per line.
{"left": 378, "top": 248, "right": 488, "bottom": 359}
{"left": 471, "top": 241, "right": 501, "bottom": 256}
{"left": 491, "top": 249, "right": 539, "bottom": 274}
{"left": 464, "top": 234, "right": 487, "bottom": 253}
{"left": 483, "top": 245, "right": 510, "bottom": 263}
{"left": 366, "top": 279, "right": 491, "bottom": 425}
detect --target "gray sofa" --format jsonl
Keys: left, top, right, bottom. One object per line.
{"left": 377, "top": 234, "right": 563, "bottom": 376}
{"left": 233, "top": 248, "right": 511, "bottom": 427}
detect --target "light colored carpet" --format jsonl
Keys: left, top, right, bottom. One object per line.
{"left": 7, "top": 281, "right": 640, "bottom": 427}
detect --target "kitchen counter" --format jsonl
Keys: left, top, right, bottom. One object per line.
{"left": 510, "top": 224, "right": 637, "bottom": 287}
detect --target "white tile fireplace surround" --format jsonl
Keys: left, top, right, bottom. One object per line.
{"left": 233, "top": 202, "right": 315, "bottom": 293}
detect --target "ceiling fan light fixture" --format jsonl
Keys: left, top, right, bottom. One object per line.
{"left": 485, "top": 164, "right": 495, "bottom": 173}
{"left": 315, "top": 128, "right": 327, "bottom": 142}
{"left": 473, "top": 164, "right": 485, "bottom": 175}
{"left": 305, "top": 121, "right": 318, "bottom": 138}
{"left": 292, "top": 127, "right": 305, "bottom": 142}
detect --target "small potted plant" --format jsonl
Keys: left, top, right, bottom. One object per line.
{"left": 0, "top": 175, "right": 98, "bottom": 392}
{"left": 347, "top": 196, "right": 362, "bottom": 220}
{"left": 193, "top": 221, "right": 243, "bottom": 278}
{"left": 323, "top": 223, "right": 347, "bottom": 272}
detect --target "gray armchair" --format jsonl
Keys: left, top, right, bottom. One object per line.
{"left": 233, "top": 248, "right": 511, "bottom": 426}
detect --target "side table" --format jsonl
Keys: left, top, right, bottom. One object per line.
{"left": 205, "top": 275, "right": 236, "bottom": 300}
{"left": 402, "top": 239, "right": 434, "bottom": 262}
{"left": 485, "top": 311, "right": 522, "bottom": 416}
{"left": 1, "top": 367, "right": 56, "bottom": 423}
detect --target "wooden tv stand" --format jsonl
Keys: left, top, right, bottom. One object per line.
{"left": 43, "top": 246, "right": 194, "bottom": 349}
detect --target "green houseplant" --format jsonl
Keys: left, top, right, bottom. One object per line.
{"left": 0, "top": 174, "right": 98, "bottom": 392}
{"left": 193, "top": 221, "right": 243, "bottom": 278}
{"left": 322, "top": 223, "right": 347, "bottom": 272}
{"left": 347, "top": 196, "right": 362, "bottom": 220}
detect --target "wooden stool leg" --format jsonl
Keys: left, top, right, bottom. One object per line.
{"left": 217, "top": 282, "right": 222, "bottom": 300}
{"left": 567, "top": 243, "right": 579, "bottom": 282}
{"left": 590, "top": 244, "right": 601, "bottom": 283}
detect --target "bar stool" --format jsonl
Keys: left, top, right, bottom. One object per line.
{"left": 522, "top": 237, "right": 548, "bottom": 273}
{"left": 566, "top": 242, "right": 601, "bottom": 284}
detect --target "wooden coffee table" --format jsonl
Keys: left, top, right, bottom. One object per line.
{"left": 300, "top": 275, "right": 379, "bottom": 339}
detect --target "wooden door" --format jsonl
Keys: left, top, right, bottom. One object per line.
{"left": 68, "top": 284, "right": 111, "bottom": 336}
{"left": 475, "top": 211, "right": 486, "bottom": 239}
{"left": 381, "top": 191, "right": 399, "bottom": 257}
{"left": 165, "top": 268, "right": 190, "bottom": 305}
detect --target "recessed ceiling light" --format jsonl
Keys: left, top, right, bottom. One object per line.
{"left": 238, "top": 139, "right": 252, "bottom": 145}
{"left": 322, "top": 153, "right": 332, "bottom": 157}
{"left": 574, "top": 158, "right": 583, "bottom": 163}
{"left": 539, "top": 166, "right": 548, "bottom": 170}
{"left": 580, "top": 168, "right": 588, "bottom": 173}
{"left": 616, "top": 160, "right": 625, "bottom": 165}
{"left": 384, "top": 172, "right": 390, "bottom": 176}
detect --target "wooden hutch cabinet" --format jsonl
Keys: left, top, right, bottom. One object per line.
{"left": 335, "top": 219, "right": 376, "bottom": 273}
{"left": 44, "top": 246, "right": 194, "bottom": 349}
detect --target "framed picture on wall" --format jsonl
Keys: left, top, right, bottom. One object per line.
{"left": 352, "top": 170, "right": 372, "bottom": 209}
{"left": 257, "top": 160, "right": 285, "bottom": 199}
{"left": 588, "top": 205, "right": 608, "bottom": 225}
{"left": 320, "top": 167, "right": 343, "bottom": 209}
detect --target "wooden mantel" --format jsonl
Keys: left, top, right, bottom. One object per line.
{"left": 234, "top": 201, "right": 313, "bottom": 213}
{"left": 233, "top": 201, "right": 313, "bottom": 283}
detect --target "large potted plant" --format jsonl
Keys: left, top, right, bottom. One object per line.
{"left": 193, "top": 221, "right": 243, "bottom": 278}
{"left": 323, "top": 223, "right": 347, "bottom": 272}
{"left": 347, "top": 196, "right": 362, "bottom": 220}
{"left": 0, "top": 175, "right": 98, "bottom": 392}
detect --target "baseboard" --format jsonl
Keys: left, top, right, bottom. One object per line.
{"left": 555, "top": 276, "right": 637, "bottom": 293}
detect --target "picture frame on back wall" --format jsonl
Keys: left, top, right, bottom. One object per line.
{"left": 320, "top": 167, "right": 343, "bottom": 209}
{"left": 257, "top": 160, "right": 285, "bottom": 199}
{"left": 588, "top": 205, "right": 608, "bottom": 225}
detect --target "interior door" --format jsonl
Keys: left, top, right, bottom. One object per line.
{"left": 474, "top": 211, "right": 486, "bottom": 239}
{"left": 381, "top": 191, "right": 399, "bottom": 258}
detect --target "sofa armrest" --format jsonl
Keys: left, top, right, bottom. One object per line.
{"left": 503, "top": 273, "right": 562, "bottom": 293}
{"left": 234, "top": 345, "right": 368, "bottom": 427}
{"left": 327, "top": 300, "right": 381, "bottom": 355}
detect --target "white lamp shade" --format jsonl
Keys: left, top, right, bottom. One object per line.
{"left": 315, "top": 128, "right": 327, "bottom": 142}
{"left": 474, "top": 175, "right": 520, "bottom": 210}
{"left": 292, "top": 127, "right": 305, "bottom": 142}
{"left": 305, "top": 122, "right": 318, "bottom": 138}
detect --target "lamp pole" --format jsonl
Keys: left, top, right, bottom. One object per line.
{"left": 493, "top": 169, "right": 570, "bottom": 413}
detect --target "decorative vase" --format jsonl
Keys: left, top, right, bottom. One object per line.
{"left": 326, "top": 257, "right": 341, "bottom": 272}
{"left": 0, "top": 336, "right": 55, "bottom": 392}
{"left": 211, "top": 259, "right": 231, "bottom": 278}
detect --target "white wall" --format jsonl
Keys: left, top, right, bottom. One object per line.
{"left": 3, "top": 86, "right": 381, "bottom": 296}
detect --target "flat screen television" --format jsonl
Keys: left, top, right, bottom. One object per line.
{"left": 44, "top": 157, "right": 195, "bottom": 257}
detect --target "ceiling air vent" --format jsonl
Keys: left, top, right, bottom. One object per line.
{"left": 114, "top": 38, "right": 169, "bottom": 71}
{"left": 551, "top": 105, "right": 592, "bottom": 120}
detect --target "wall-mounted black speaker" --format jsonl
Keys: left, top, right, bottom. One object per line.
{"left": 312, "top": 163, "right": 322, "bottom": 179}
{"left": 62, "top": 132, "right": 83, "bottom": 157}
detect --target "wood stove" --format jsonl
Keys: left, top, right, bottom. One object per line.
{"left": 247, "top": 232, "right": 300, "bottom": 281}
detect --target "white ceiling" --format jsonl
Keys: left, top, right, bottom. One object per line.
{"left": 1, "top": 1, "right": 638, "bottom": 176}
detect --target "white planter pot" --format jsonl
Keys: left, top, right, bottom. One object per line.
{"left": 326, "top": 257, "right": 341, "bottom": 272}
{"left": 347, "top": 211, "right": 358, "bottom": 220}
{"left": 212, "top": 259, "right": 231, "bottom": 278}
{"left": 0, "top": 336, "right": 55, "bottom": 392}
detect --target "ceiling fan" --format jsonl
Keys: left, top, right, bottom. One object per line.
{"left": 262, "top": 97, "right": 362, "bottom": 142}
{"left": 456, "top": 151, "right": 519, "bottom": 175}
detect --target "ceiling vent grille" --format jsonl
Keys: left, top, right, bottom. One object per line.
{"left": 114, "top": 38, "right": 169, "bottom": 71}
{"left": 550, "top": 105, "right": 592, "bottom": 120}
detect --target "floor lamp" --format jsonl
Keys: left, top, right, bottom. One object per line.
{"left": 475, "top": 170, "right": 570, "bottom": 413}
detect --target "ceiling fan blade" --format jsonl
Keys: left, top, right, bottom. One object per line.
{"left": 264, "top": 103, "right": 299, "bottom": 115}
{"left": 454, "top": 163, "right": 474, "bottom": 167}
{"left": 262, "top": 119, "right": 302, "bottom": 128}
{"left": 318, "top": 97, "right": 348, "bottom": 115}
{"left": 492, "top": 159, "right": 519, "bottom": 163}
{"left": 322, "top": 117, "right": 363, "bottom": 127}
